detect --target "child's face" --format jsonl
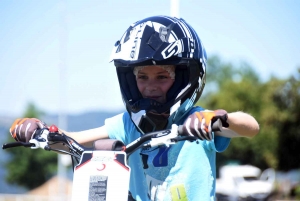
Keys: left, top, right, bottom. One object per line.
{"left": 136, "top": 65, "right": 175, "bottom": 103}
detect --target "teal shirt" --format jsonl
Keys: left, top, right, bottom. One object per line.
{"left": 105, "top": 107, "right": 230, "bottom": 201}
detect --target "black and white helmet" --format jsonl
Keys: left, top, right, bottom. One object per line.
{"left": 110, "top": 15, "right": 207, "bottom": 129}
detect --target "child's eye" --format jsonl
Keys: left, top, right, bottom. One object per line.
{"left": 158, "top": 75, "right": 169, "bottom": 79}
{"left": 137, "top": 75, "right": 147, "bottom": 80}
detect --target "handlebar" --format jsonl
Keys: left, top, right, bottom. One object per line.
{"left": 2, "top": 141, "right": 36, "bottom": 149}
{"left": 2, "top": 119, "right": 223, "bottom": 159}
{"left": 2, "top": 127, "right": 93, "bottom": 160}
{"left": 2, "top": 129, "right": 51, "bottom": 150}
{"left": 125, "top": 119, "right": 222, "bottom": 155}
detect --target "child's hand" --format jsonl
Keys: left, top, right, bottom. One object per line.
{"left": 182, "top": 110, "right": 229, "bottom": 140}
{"left": 10, "top": 118, "right": 47, "bottom": 142}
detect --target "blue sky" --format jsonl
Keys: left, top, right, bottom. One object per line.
{"left": 0, "top": 0, "right": 299, "bottom": 117}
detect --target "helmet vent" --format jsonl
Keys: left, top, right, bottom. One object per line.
{"left": 148, "top": 32, "right": 163, "bottom": 51}
{"left": 159, "top": 23, "right": 174, "bottom": 42}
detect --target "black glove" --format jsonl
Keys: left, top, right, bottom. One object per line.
{"left": 10, "top": 118, "right": 47, "bottom": 143}
{"left": 181, "top": 109, "right": 229, "bottom": 140}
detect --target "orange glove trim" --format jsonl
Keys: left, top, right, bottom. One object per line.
{"left": 195, "top": 112, "right": 215, "bottom": 133}
{"left": 18, "top": 118, "right": 29, "bottom": 125}
{"left": 10, "top": 118, "right": 29, "bottom": 138}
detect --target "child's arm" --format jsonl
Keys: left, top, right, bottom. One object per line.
{"left": 181, "top": 110, "right": 259, "bottom": 140}
{"left": 60, "top": 125, "right": 109, "bottom": 147}
{"left": 215, "top": 111, "right": 259, "bottom": 138}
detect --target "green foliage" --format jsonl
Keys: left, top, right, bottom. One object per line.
{"left": 295, "top": 184, "right": 300, "bottom": 199}
{"left": 274, "top": 70, "right": 300, "bottom": 171}
{"left": 200, "top": 55, "right": 300, "bottom": 171}
{"left": 22, "top": 102, "right": 45, "bottom": 118}
{"left": 5, "top": 102, "right": 57, "bottom": 189}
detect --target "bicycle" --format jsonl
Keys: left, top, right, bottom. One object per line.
{"left": 2, "top": 119, "right": 222, "bottom": 201}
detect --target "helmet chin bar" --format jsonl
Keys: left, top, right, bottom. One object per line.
{"left": 129, "top": 96, "right": 197, "bottom": 134}
{"left": 138, "top": 114, "right": 157, "bottom": 133}
{"left": 130, "top": 107, "right": 173, "bottom": 134}
{"left": 129, "top": 98, "right": 173, "bottom": 134}
{"left": 131, "top": 110, "right": 156, "bottom": 134}
{"left": 129, "top": 98, "right": 170, "bottom": 114}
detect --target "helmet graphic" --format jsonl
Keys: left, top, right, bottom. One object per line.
{"left": 110, "top": 15, "right": 207, "bottom": 131}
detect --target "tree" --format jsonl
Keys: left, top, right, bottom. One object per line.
{"left": 5, "top": 102, "right": 57, "bottom": 189}
{"left": 199, "top": 55, "right": 300, "bottom": 171}
{"left": 200, "top": 55, "right": 273, "bottom": 170}
{"left": 274, "top": 69, "right": 300, "bottom": 171}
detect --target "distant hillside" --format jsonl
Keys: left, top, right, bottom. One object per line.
{"left": 0, "top": 110, "right": 124, "bottom": 194}
{"left": 42, "top": 110, "right": 124, "bottom": 131}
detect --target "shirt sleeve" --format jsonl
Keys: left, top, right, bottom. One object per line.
{"left": 105, "top": 113, "right": 126, "bottom": 142}
{"left": 104, "top": 112, "right": 133, "bottom": 145}
{"left": 213, "top": 135, "right": 231, "bottom": 152}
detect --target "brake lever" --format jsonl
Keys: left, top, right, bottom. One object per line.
{"left": 146, "top": 124, "right": 179, "bottom": 147}
{"left": 29, "top": 128, "right": 50, "bottom": 149}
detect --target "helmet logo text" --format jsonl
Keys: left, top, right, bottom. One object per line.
{"left": 130, "top": 23, "right": 145, "bottom": 59}
{"left": 161, "top": 40, "right": 182, "bottom": 59}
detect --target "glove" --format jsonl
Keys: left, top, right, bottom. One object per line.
{"left": 182, "top": 109, "right": 229, "bottom": 140}
{"left": 10, "top": 118, "right": 47, "bottom": 143}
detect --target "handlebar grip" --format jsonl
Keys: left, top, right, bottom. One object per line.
{"left": 93, "top": 139, "right": 125, "bottom": 151}
{"left": 2, "top": 142, "right": 34, "bottom": 149}
{"left": 211, "top": 119, "right": 222, "bottom": 131}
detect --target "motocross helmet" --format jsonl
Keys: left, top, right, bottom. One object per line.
{"left": 110, "top": 15, "right": 207, "bottom": 133}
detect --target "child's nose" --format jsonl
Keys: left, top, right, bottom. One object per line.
{"left": 146, "top": 80, "right": 158, "bottom": 91}
{"left": 146, "top": 85, "right": 158, "bottom": 92}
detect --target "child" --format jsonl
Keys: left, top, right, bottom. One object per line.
{"left": 10, "top": 16, "right": 259, "bottom": 201}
